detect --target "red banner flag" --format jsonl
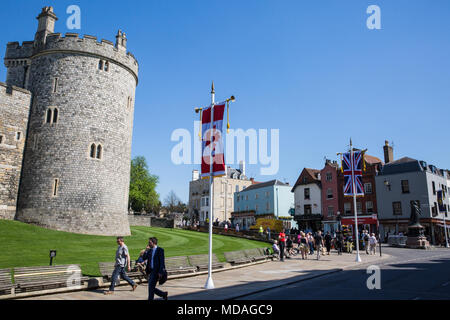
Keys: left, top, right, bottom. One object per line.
{"left": 201, "top": 103, "right": 226, "bottom": 179}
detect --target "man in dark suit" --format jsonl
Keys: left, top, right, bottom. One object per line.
{"left": 143, "top": 237, "right": 168, "bottom": 301}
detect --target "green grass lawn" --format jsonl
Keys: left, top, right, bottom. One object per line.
{"left": 0, "top": 220, "right": 268, "bottom": 276}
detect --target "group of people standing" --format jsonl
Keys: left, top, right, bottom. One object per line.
{"left": 271, "top": 229, "right": 379, "bottom": 261}
{"left": 104, "top": 236, "right": 168, "bottom": 301}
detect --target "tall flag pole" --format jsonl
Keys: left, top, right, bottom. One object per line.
{"left": 350, "top": 138, "right": 362, "bottom": 262}
{"left": 205, "top": 81, "right": 215, "bottom": 290}
{"left": 195, "top": 82, "right": 235, "bottom": 289}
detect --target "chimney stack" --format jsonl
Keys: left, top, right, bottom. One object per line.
{"left": 192, "top": 170, "right": 199, "bottom": 181}
{"left": 383, "top": 140, "right": 394, "bottom": 164}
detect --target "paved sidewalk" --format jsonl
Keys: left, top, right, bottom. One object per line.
{"left": 23, "top": 251, "right": 389, "bottom": 300}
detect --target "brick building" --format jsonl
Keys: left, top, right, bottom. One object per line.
{"left": 337, "top": 152, "right": 382, "bottom": 234}
{"left": 320, "top": 160, "right": 341, "bottom": 234}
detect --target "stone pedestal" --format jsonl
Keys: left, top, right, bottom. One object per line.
{"left": 406, "top": 225, "right": 430, "bottom": 249}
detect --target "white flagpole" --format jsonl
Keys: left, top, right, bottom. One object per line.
{"left": 350, "top": 139, "right": 362, "bottom": 262}
{"left": 205, "top": 81, "right": 215, "bottom": 289}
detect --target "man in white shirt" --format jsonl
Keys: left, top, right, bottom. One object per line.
{"left": 369, "top": 233, "right": 378, "bottom": 255}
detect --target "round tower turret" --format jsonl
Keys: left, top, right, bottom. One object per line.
{"left": 15, "top": 9, "right": 139, "bottom": 235}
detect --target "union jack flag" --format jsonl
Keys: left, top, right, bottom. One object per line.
{"left": 342, "top": 151, "right": 364, "bottom": 196}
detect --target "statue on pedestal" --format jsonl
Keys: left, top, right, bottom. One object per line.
{"left": 407, "top": 200, "right": 429, "bottom": 248}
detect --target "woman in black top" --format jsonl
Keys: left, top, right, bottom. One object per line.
{"left": 324, "top": 232, "right": 332, "bottom": 255}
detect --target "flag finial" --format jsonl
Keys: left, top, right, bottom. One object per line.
{"left": 211, "top": 81, "right": 215, "bottom": 94}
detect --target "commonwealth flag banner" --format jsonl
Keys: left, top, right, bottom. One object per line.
{"left": 343, "top": 151, "right": 364, "bottom": 196}
{"left": 201, "top": 102, "right": 226, "bottom": 179}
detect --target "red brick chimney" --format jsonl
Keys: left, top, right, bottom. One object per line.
{"left": 383, "top": 140, "right": 394, "bottom": 164}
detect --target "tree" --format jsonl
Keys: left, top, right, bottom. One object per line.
{"left": 164, "top": 190, "right": 185, "bottom": 214}
{"left": 129, "top": 156, "right": 159, "bottom": 214}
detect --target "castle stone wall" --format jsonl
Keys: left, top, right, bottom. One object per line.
{"left": 15, "top": 48, "right": 136, "bottom": 236}
{"left": 0, "top": 82, "right": 31, "bottom": 219}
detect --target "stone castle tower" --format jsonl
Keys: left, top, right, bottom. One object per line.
{"left": 2, "top": 7, "right": 139, "bottom": 235}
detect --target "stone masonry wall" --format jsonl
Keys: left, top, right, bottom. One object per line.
{"left": 15, "top": 42, "right": 137, "bottom": 236}
{"left": 0, "top": 82, "right": 31, "bottom": 219}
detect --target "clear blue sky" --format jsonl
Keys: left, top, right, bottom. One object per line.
{"left": 1, "top": 1, "right": 449, "bottom": 203}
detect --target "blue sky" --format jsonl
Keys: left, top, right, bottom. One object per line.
{"left": 1, "top": 1, "right": 450, "bottom": 202}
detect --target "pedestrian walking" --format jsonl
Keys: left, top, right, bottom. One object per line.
{"left": 314, "top": 231, "right": 324, "bottom": 260}
{"left": 278, "top": 229, "right": 287, "bottom": 261}
{"left": 336, "top": 232, "right": 343, "bottom": 255}
{"left": 143, "top": 237, "right": 168, "bottom": 301}
{"left": 236, "top": 223, "right": 239, "bottom": 232}
{"left": 369, "top": 233, "right": 378, "bottom": 255}
{"left": 364, "top": 230, "right": 370, "bottom": 254}
{"left": 307, "top": 232, "right": 315, "bottom": 255}
{"left": 324, "top": 231, "right": 332, "bottom": 255}
{"left": 259, "top": 225, "right": 264, "bottom": 238}
{"left": 104, "top": 237, "right": 137, "bottom": 295}
{"left": 267, "top": 227, "right": 271, "bottom": 240}
{"left": 224, "top": 223, "right": 228, "bottom": 232}
{"left": 299, "top": 232, "right": 308, "bottom": 259}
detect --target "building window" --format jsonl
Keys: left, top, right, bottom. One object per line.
{"left": 90, "top": 143, "right": 96, "bottom": 158}
{"left": 344, "top": 202, "right": 351, "bottom": 214}
{"left": 364, "top": 183, "right": 372, "bottom": 194}
{"left": 357, "top": 201, "right": 362, "bottom": 214}
{"left": 255, "top": 204, "right": 258, "bottom": 212}
{"left": 366, "top": 201, "right": 373, "bottom": 213}
{"left": 245, "top": 195, "right": 248, "bottom": 201}
{"left": 432, "top": 202, "right": 438, "bottom": 217}
{"left": 104, "top": 61, "right": 109, "bottom": 72}
{"left": 46, "top": 109, "right": 52, "bottom": 123}
{"left": 45, "top": 108, "right": 59, "bottom": 124}
{"left": 99, "top": 60, "right": 104, "bottom": 70}
{"left": 401, "top": 180, "right": 410, "bottom": 194}
{"left": 327, "top": 206, "right": 334, "bottom": 217}
{"left": 16, "top": 132, "right": 22, "bottom": 141}
{"left": 53, "top": 108, "right": 58, "bottom": 123}
{"left": 432, "top": 181, "right": 436, "bottom": 195}
{"left": 127, "top": 96, "right": 133, "bottom": 109}
{"left": 392, "top": 202, "right": 402, "bottom": 215}
{"left": 304, "top": 188, "right": 310, "bottom": 200}
{"left": 53, "top": 77, "right": 58, "bottom": 93}
{"left": 265, "top": 191, "right": 269, "bottom": 198}
{"left": 52, "top": 178, "right": 59, "bottom": 197}
{"left": 326, "top": 173, "right": 332, "bottom": 181}
{"left": 327, "top": 188, "right": 333, "bottom": 199}
{"left": 266, "top": 202, "right": 270, "bottom": 211}
{"left": 304, "top": 204, "right": 312, "bottom": 214}
{"left": 255, "top": 193, "right": 259, "bottom": 199}
{"left": 0, "top": 135, "right": 3, "bottom": 144}
{"left": 96, "top": 144, "right": 102, "bottom": 159}
{"left": 235, "top": 185, "right": 239, "bottom": 193}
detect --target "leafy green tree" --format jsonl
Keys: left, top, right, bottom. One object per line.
{"left": 129, "top": 156, "right": 159, "bottom": 213}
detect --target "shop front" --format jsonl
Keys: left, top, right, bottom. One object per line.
{"left": 340, "top": 214, "right": 379, "bottom": 237}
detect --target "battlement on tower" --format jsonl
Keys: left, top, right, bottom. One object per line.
{"left": 40, "top": 32, "right": 139, "bottom": 80}
{"left": 5, "top": 41, "right": 34, "bottom": 60}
